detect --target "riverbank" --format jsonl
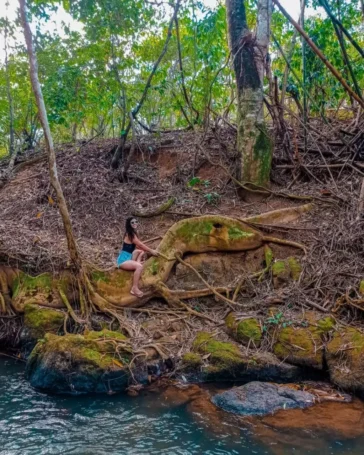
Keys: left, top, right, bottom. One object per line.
{"left": 1, "top": 132, "right": 364, "bottom": 400}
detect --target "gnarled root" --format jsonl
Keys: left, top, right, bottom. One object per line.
{"left": 154, "top": 281, "right": 217, "bottom": 323}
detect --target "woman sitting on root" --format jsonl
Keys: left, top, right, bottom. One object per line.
{"left": 117, "top": 217, "right": 158, "bottom": 298}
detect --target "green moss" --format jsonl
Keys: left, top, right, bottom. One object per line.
{"left": 253, "top": 126, "right": 273, "bottom": 187}
{"left": 225, "top": 313, "right": 236, "bottom": 330}
{"left": 317, "top": 317, "right": 335, "bottom": 334}
{"left": 31, "top": 332, "right": 132, "bottom": 371}
{"left": 193, "top": 332, "right": 243, "bottom": 369}
{"left": 272, "top": 258, "right": 302, "bottom": 283}
{"left": 272, "top": 260, "right": 287, "bottom": 277}
{"left": 228, "top": 227, "right": 254, "bottom": 240}
{"left": 359, "top": 280, "right": 364, "bottom": 296}
{"left": 273, "top": 326, "right": 323, "bottom": 369}
{"left": 288, "top": 257, "right": 302, "bottom": 281}
{"left": 236, "top": 319, "right": 262, "bottom": 343}
{"left": 85, "top": 330, "right": 127, "bottom": 342}
{"left": 12, "top": 272, "right": 52, "bottom": 298}
{"left": 264, "top": 245, "right": 273, "bottom": 268}
{"left": 91, "top": 271, "right": 110, "bottom": 284}
{"left": 226, "top": 314, "right": 262, "bottom": 346}
{"left": 24, "top": 304, "right": 64, "bottom": 340}
{"left": 182, "top": 352, "right": 202, "bottom": 368}
{"left": 329, "top": 329, "right": 364, "bottom": 356}
{"left": 176, "top": 221, "right": 213, "bottom": 243}
{"left": 147, "top": 258, "right": 159, "bottom": 276}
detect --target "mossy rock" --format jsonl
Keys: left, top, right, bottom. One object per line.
{"left": 189, "top": 332, "right": 303, "bottom": 382}
{"left": 192, "top": 332, "right": 244, "bottom": 373}
{"left": 26, "top": 330, "right": 133, "bottom": 394}
{"left": 273, "top": 315, "right": 336, "bottom": 370}
{"left": 225, "top": 314, "right": 262, "bottom": 347}
{"left": 23, "top": 304, "right": 65, "bottom": 340}
{"left": 21, "top": 304, "right": 65, "bottom": 355}
{"left": 12, "top": 271, "right": 75, "bottom": 312}
{"left": 272, "top": 257, "right": 302, "bottom": 288}
{"left": 182, "top": 352, "right": 203, "bottom": 370}
{"left": 326, "top": 328, "right": 364, "bottom": 396}
{"left": 273, "top": 326, "right": 324, "bottom": 370}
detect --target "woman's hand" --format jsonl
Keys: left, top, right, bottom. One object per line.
{"left": 150, "top": 249, "right": 159, "bottom": 257}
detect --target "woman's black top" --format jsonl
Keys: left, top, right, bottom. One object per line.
{"left": 122, "top": 242, "right": 136, "bottom": 254}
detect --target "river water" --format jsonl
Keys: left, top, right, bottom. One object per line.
{"left": 1, "top": 357, "right": 364, "bottom": 455}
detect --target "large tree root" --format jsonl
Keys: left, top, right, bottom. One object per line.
{"left": 2, "top": 215, "right": 308, "bottom": 316}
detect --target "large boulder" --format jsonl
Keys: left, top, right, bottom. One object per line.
{"left": 326, "top": 328, "right": 364, "bottom": 397}
{"left": 26, "top": 330, "right": 134, "bottom": 394}
{"left": 212, "top": 382, "right": 315, "bottom": 416}
{"left": 21, "top": 304, "right": 65, "bottom": 355}
{"left": 181, "top": 332, "right": 303, "bottom": 382}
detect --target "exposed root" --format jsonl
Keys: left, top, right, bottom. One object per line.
{"left": 168, "top": 287, "right": 233, "bottom": 300}
{"left": 241, "top": 203, "right": 313, "bottom": 225}
{"left": 262, "top": 236, "right": 307, "bottom": 254}
{"left": 155, "top": 281, "right": 217, "bottom": 323}
{"left": 58, "top": 287, "right": 86, "bottom": 325}
{"left": 132, "top": 197, "right": 176, "bottom": 218}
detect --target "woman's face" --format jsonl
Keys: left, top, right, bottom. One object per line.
{"left": 130, "top": 219, "right": 139, "bottom": 229}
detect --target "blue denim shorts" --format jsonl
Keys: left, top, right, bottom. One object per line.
{"left": 117, "top": 251, "right": 132, "bottom": 267}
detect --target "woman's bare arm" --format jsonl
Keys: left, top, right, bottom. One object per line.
{"left": 133, "top": 236, "right": 158, "bottom": 255}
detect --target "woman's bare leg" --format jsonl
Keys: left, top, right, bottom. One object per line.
{"left": 120, "top": 260, "right": 144, "bottom": 297}
{"left": 132, "top": 249, "right": 144, "bottom": 263}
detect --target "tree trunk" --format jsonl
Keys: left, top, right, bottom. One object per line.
{"left": 19, "top": 0, "right": 82, "bottom": 272}
{"left": 3, "top": 20, "right": 14, "bottom": 157}
{"left": 226, "top": 0, "right": 273, "bottom": 187}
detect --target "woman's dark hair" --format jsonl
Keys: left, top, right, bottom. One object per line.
{"left": 125, "top": 217, "right": 137, "bottom": 241}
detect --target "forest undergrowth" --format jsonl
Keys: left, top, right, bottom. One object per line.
{"left": 0, "top": 113, "right": 364, "bottom": 351}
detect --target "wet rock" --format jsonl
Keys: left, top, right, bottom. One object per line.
{"left": 21, "top": 304, "right": 65, "bottom": 355}
{"left": 26, "top": 330, "right": 134, "bottom": 394}
{"left": 326, "top": 327, "right": 364, "bottom": 397}
{"left": 212, "top": 382, "right": 315, "bottom": 416}
{"left": 225, "top": 313, "right": 262, "bottom": 347}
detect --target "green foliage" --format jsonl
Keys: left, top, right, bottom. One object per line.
{"left": 204, "top": 192, "right": 220, "bottom": 205}
{"left": 0, "top": 0, "right": 363, "bottom": 145}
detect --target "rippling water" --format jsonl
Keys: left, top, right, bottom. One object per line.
{"left": 1, "top": 357, "right": 364, "bottom": 455}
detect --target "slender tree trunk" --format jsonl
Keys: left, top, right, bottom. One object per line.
{"left": 3, "top": 21, "right": 14, "bottom": 157}
{"left": 111, "top": 0, "right": 182, "bottom": 169}
{"left": 300, "top": 0, "right": 308, "bottom": 153}
{"left": 273, "top": 0, "right": 364, "bottom": 110}
{"left": 19, "top": 0, "right": 82, "bottom": 272}
{"left": 226, "top": 0, "right": 273, "bottom": 187}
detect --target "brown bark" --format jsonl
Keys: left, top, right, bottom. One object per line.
{"left": 19, "top": 0, "right": 83, "bottom": 272}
